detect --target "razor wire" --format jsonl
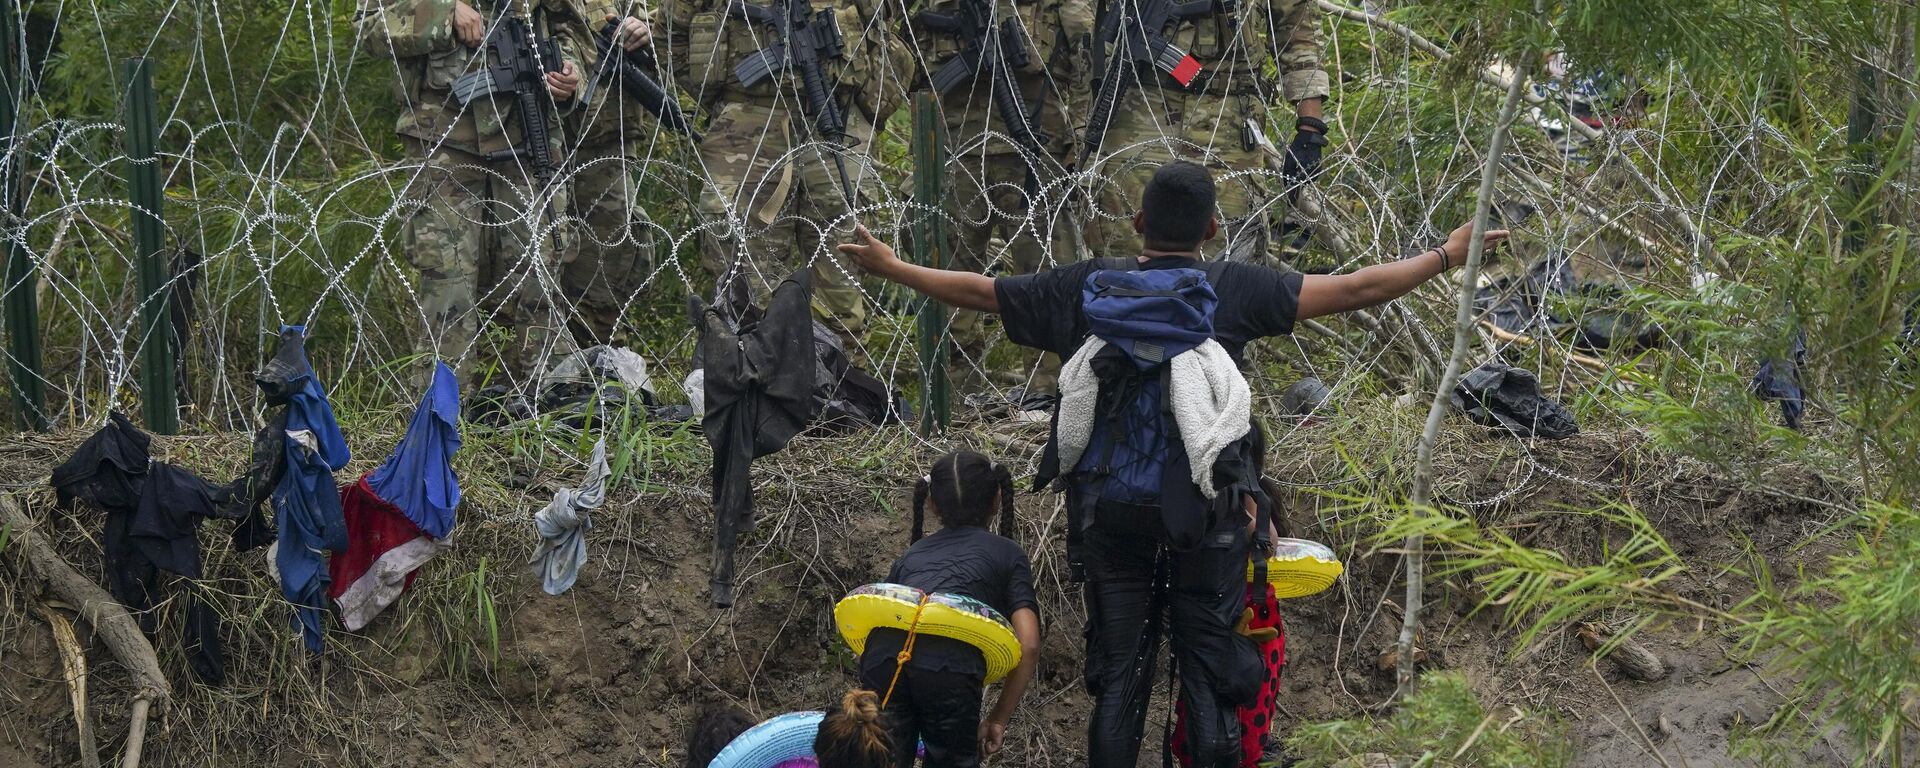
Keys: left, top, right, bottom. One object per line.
{"left": 0, "top": 0, "right": 1816, "bottom": 505}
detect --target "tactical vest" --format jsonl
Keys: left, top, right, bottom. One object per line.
{"left": 1148, "top": 0, "right": 1307, "bottom": 96}
{"left": 903, "top": 0, "right": 1093, "bottom": 153}
{"left": 665, "top": 0, "right": 904, "bottom": 121}
{"left": 373, "top": 0, "right": 584, "bottom": 157}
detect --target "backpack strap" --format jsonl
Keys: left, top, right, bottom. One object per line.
{"left": 1251, "top": 485, "right": 1271, "bottom": 614}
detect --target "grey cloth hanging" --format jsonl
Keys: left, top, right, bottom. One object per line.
{"left": 531, "top": 438, "right": 611, "bottom": 596}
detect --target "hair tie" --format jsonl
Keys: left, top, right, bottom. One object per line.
{"left": 921, "top": 474, "right": 932, "bottom": 484}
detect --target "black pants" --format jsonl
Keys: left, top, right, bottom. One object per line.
{"left": 1081, "top": 501, "right": 1261, "bottom": 768}
{"left": 860, "top": 649, "right": 986, "bottom": 768}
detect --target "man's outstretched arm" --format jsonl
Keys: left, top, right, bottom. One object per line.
{"left": 838, "top": 225, "right": 1000, "bottom": 313}
{"left": 1296, "top": 222, "right": 1509, "bottom": 320}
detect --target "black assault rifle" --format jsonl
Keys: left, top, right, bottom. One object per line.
{"left": 451, "top": 8, "right": 566, "bottom": 184}
{"left": 579, "top": 20, "right": 704, "bottom": 142}
{"left": 729, "top": 0, "right": 858, "bottom": 203}
{"left": 917, "top": 0, "right": 1053, "bottom": 195}
{"left": 1079, "top": 0, "right": 1233, "bottom": 167}
{"left": 731, "top": 0, "right": 847, "bottom": 140}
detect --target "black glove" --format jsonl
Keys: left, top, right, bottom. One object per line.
{"left": 1282, "top": 115, "right": 1328, "bottom": 187}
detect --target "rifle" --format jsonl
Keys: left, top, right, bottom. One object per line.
{"left": 451, "top": 8, "right": 566, "bottom": 184}
{"left": 917, "top": 0, "right": 1054, "bottom": 195}
{"left": 579, "top": 20, "right": 704, "bottom": 142}
{"left": 1079, "top": 0, "right": 1232, "bottom": 168}
{"left": 729, "top": 0, "right": 858, "bottom": 204}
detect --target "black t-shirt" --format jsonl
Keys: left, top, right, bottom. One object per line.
{"left": 994, "top": 255, "right": 1305, "bottom": 364}
{"left": 860, "top": 526, "right": 1038, "bottom": 678}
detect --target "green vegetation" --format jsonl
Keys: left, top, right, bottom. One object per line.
{"left": 1, "top": 0, "right": 1916, "bottom": 764}
{"left": 1286, "top": 671, "right": 1574, "bottom": 768}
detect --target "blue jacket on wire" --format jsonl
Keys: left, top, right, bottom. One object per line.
{"left": 268, "top": 326, "right": 351, "bottom": 653}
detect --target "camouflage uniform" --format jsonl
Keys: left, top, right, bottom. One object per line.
{"left": 905, "top": 0, "right": 1092, "bottom": 385}
{"left": 356, "top": 0, "right": 592, "bottom": 382}
{"left": 557, "top": 1, "right": 679, "bottom": 346}
{"left": 1082, "top": 0, "right": 1328, "bottom": 261}
{"left": 659, "top": 0, "right": 909, "bottom": 336}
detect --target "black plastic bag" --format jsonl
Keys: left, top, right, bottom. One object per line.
{"left": 1450, "top": 362, "right": 1579, "bottom": 439}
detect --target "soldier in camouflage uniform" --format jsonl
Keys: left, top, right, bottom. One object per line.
{"left": 903, "top": 0, "right": 1092, "bottom": 388}
{"left": 558, "top": 4, "right": 664, "bottom": 346}
{"left": 658, "top": 0, "right": 909, "bottom": 338}
{"left": 356, "top": 0, "right": 596, "bottom": 383}
{"left": 1081, "top": 0, "right": 1329, "bottom": 263}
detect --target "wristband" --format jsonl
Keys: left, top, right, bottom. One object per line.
{"left": 1432, "top": 245, "right": 1451, "bottom": 271}
{"left": 1295, "top": 115, "right": 1328, "bottom": 135}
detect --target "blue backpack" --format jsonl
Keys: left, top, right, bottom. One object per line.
{"left": 1069, "top": 263, "right": 1220, "bottom": 505}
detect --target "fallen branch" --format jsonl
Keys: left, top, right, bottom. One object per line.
{"left": 1578, "top": 621, "right": 1669, "bottom": 682}
{"left": 0, "top": 496, "right": 169, "bottom": 768}
{"left": 1479, "top": 321, "right": 1610, "bottom": 371}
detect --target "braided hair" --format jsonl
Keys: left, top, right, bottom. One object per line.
{"left": 814, "top": 689, "right": 893, "bottom": 768}
{"left": 909, "top": 450, "right": 1017, "bottom": 543}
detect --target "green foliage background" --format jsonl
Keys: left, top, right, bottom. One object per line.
{"left": 2, "top": 0, "right": 1916, "bottom": 764}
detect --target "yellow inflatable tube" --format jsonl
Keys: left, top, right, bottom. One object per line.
{"left": 834, "top": 583, "right": 1022, "bottom": 683}
{"left": 1249, "top": 538, "right": 1345, "bottom": 598}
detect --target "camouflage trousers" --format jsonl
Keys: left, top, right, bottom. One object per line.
{"left": 930, "top": 150, "right": 1068, "bottom": 390}
{"left": 694, "top": 97, "right": 871, "bottom": 335}
{"left": 1083, "top": 90, "right": 1296, "bottom": 262}
{"left": 562, "top": 143, "right": 655, "bottom": 346}
{"left": 398, "top": 138, "right": 577, "bottom": 385}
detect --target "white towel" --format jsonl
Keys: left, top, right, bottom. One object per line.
{"left": 1055, "top": 337, "right": 1251, "bottom": 498}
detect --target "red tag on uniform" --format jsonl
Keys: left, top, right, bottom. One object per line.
{"left": 1170, "top": 55, "right": 1202, "bottom": 87}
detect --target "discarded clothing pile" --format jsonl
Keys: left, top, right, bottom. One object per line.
{"left": 468, "top": 345, "right": 693, "bottom": 427}
{"left": 1450, "top": 362, "right": 1580, "bottom": 439}
{"left": 50, "top": 412, "right": 242, "bottom": 684}
{"left": 327, "top": 361, "right": 463, "bottom": 630}
{"left": 55, "top": 333, "right": 461, "bottom": 663}
{"left": 529, "top": 438, "right": 610, "bottom": 596}
{"left": 695, "top": 271, "right": 822, "bottom": 607}
{"left": 1474, "top": 256, "right": 1660, "bottom": 352}
{"left": 809, "top": 322, "right": 910, "bottom": 433}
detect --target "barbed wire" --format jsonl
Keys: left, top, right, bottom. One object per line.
{"left": 0, "top": 0, "right": 1811, "bottom": 494}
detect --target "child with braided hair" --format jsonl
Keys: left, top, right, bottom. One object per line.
{"left": 859, "top": 450, "right": 1044, "bottom": 768}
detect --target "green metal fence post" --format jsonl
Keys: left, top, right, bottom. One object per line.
{"left": 1, "top": 2, "right": 46, "bottom": 431}
{"left": 909, "top": 92, "right": 951, "bottom": 435}
{"left": 124, "top": 57, "right": 176, "bottom": 434}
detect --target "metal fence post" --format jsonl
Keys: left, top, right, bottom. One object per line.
{"left": 909, "top": 92, "right": 951, "bottom": 435}
{"left": 1, "top": 2, "right": 45, "bottom": 431}
{"left": 124, "top": 57, "right": 176, "bottom": 434}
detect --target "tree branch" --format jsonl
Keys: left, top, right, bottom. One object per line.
{"left": 1396, "top": 56, "right": 1532, "bottom": 701}
{"left": 1, "top": 497, "right": 169, "bottom": 768}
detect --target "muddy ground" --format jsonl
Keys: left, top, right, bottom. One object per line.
{"left": 0, "top": 412, "right": 1859, "bottom": 767}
